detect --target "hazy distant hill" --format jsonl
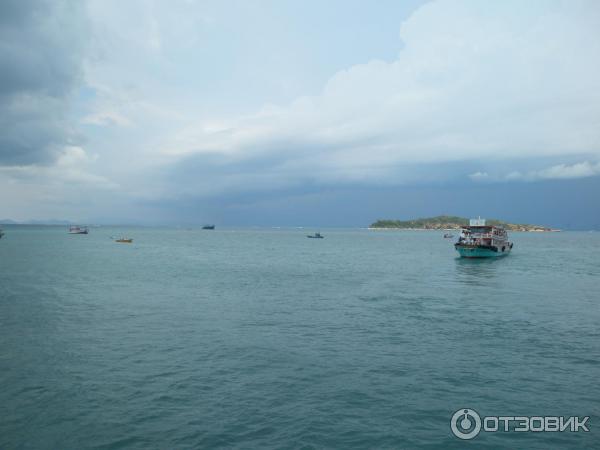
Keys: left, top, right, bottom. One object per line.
{"left": 370, "top": 215, "right": 554, "bottom": 231}
{"left": 0, "top": 219, "right": 73, "bottom": 225}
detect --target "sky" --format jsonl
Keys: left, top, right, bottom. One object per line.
{"left": 1, "top": 0, "right": 599, "bottom": 228}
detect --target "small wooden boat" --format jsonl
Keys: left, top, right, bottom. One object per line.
{"left": 307, "top": 232, "right": 324, "bottom": 239}
{"left": 202, "top": 225, "right": 215, "bottom": 230}
{"left": 115, "top": 238, "right": 133, "bottom": 243}
{"left": 443, "top": 233, "right": 454, "bottom": 238}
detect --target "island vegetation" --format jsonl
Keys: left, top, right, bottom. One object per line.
{"left": 370, "top": 215, "right": 557, "bottom": 232}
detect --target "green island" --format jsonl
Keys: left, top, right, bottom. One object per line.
{"left": 369, "top": 215, "right": 558, "bottom": 232}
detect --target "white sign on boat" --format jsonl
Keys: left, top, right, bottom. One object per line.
{"left": 470, "top": 217, "right": 486, "bottom": 226}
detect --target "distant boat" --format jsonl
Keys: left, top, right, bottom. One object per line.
{"left": 454, "top": 217, "right": 513, "bottom": 258}
{"left": 202, "top": 225, "right": 215, "bottom": 230}
{"left": 307, "top": 232, "right": 324, "bottom": 239}
{"left": 443, "top": 233, "right": 454, "bottom": 238}
{"left": 115, "top": 238, "right": 133, "bottom": 243}
{"left": 69, "top": 226, "right": 88, "bottom": 234}
{"left": 0, "top": 229, "right": 4, "bottom": 239}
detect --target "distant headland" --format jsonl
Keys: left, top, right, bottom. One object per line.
{"left": 369, "top": 215, "right": 559, "bottom": 232}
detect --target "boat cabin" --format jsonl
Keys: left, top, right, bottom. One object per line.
{"left": 459, "top": 219, "right": 508, "bottom": 247}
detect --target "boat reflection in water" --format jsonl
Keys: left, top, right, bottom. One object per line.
{"left": 454, "top": 258, "right": 506, "bottom": 289}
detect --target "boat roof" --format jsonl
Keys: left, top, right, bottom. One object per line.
{"left": 464, "top": 225, "right": 505, "bottom": 230}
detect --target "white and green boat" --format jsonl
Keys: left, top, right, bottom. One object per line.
{"left": 454, "top": 218, "right": 513, "bottom": 258}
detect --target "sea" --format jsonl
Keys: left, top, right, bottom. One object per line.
{"left": 1, "top": 226, "right": 598, "bottom": 449}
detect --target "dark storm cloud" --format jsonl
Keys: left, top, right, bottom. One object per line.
{"left": 0, "top": 0, "right": 87, "bottom": 165}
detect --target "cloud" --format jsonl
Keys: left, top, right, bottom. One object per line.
{"left": 0, "top": 146, "right": 117, "bottom": 189}
{"left": 161, "top": 0, "right": 600, "bottom": 195}
{"left": 469, "top": 171, "right": 489, "bottom": 181}
{"left": 0, "top": 147, "right": 120, "bottom": 222}
{"left": 0, "top": 0, "right": 87, "bottom": 165}
{"left": 82, "top": 111, "right": 131, "bottom": 127}
{"left": 505, "top": 161, "right": 600, "bottom": 181}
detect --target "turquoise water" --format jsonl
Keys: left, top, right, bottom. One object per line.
{"left": 1, "top": 226, "right": 598, "bottom": 449}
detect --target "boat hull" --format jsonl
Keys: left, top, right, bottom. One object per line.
{"left": 455, "top": 245, "right": 511, "bottom": 258}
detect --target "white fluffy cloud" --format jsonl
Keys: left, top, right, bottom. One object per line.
{"left": 0, "top": 145, "right": 118, "bottom": 221}
{"left": 505, "top": 161, "right": 600, "bottom": 181}
{"left": 165, "top": 0, "right": 600, "bottom": 189}
{"left": 0, "top": 146, "right": 117, "bottom": 189}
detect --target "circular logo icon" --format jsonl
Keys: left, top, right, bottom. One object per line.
{"left": 451, "top": 408, "right": 481, "bottom": 440}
